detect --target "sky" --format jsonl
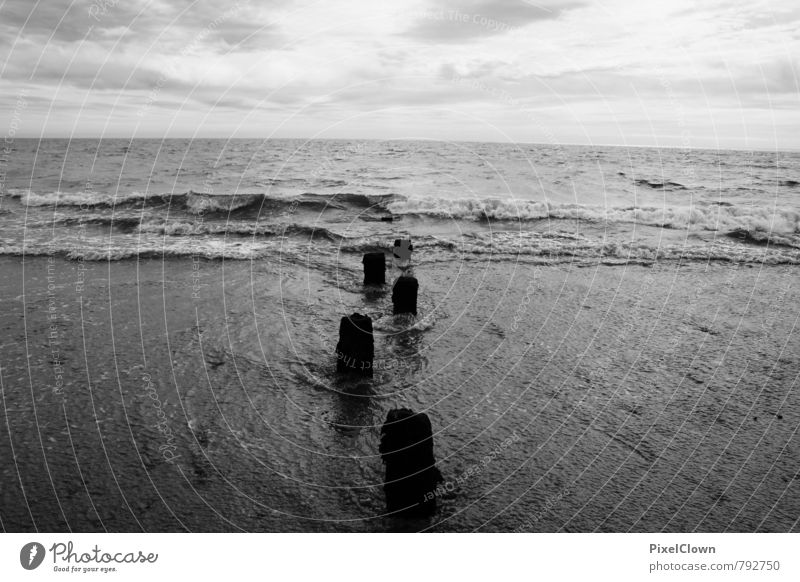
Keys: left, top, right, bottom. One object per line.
{"left": 1, "top": 0, "right": 799, "bottom": 149}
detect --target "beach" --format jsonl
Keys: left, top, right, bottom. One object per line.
{"left": 4, "top": 2, "right": 800, "bottom": 578}
{"left": 2, "top": 250, "right": 798, "bottom": 532}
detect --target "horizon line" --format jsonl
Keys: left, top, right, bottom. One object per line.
{"left": 6, "top": 136, "right": 799, "bottom": 153}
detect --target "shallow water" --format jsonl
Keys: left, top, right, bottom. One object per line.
{"left": 1, "top": 254, "right": 797, "bottom": 532}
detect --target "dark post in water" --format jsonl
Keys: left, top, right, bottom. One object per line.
{"left": 335, "top": 313, "right": 374, "bottom": 376}
{"left": 379, "top": 408, "right": 443, "bottom": 516}
{"left": 392, "top": 276, "right": 418, "bottom": 315}
{"left": 362, "top": 252, "right": 386, "bottom": 285}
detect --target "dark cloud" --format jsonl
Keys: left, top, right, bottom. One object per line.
{"left": 0, "top": 38, "right": 161, "bottom": 91}
{"left": 0, "top": 0, "right": 93, "bottom": 43}
{"left": 0, "top": 0, "right": 282, "bottom": 52}
{"left": 0, "top": 0, "right": 284, "bottom": 97}
{"left": 402, "top": 0, "right": 584, "bottom": 43}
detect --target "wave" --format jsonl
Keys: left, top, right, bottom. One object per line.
{"left": 0, "top": 244, "right": 272, "bottom": 262}
{"left": 4, "top": 226, "right": 800, "bottom": 265}
{"left": 5, "top": 189, "right": 397, "bottom": 215}
{"left": 724, "top": 228, "right": 800, "bottom": 249}
{"left": 5, "top": 232, "right": 798, "bottom": 264}
{"left": 779, "top": 180, "right": 799, "bottom": 187}
{"left": 313, "top": 179, "right": 348, "bottom": 187}
{"left": 31, "top": 214, "right": 347, "bottom": 241}
{"left": 341, "top": 231, "right": 800, "bottom": 264}
{"left": 9, "top": 188, "right": 800, "bottom": 237}
{"left": 135, "top": 221, "right": 345, "bottom": 241}
{"left": 386, "top": 197, "right": 800, "bottom": 234}
{"left": 634, "top": 179, "right": 687, "bottom": 190}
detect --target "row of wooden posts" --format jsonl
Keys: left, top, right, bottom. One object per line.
{"left": 333, "top": 239, "right": 443, "bottom": 517}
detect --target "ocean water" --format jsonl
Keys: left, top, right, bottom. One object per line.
{"left": 1, "top": 139, "right": 799, "bottom": 532}
{"left": 2, "top": 138, "right": 800, "bottom": 263}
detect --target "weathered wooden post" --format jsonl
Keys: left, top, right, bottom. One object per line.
{"left": 379, "top": 408, "right": 442, "bottom": 516}
{"left": 362, "top": 252, "right": 386, "bottom": 285}
{"left": 335, "top": 313, "right": 374, "bottom": 376}
{"left": 392, "top": 276, "right": 418, "bottom": 315}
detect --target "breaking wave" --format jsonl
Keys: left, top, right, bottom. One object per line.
{"left": 634, "top": 179, "right": 687, "bottom": 190}
{"left": 3, "top": 218, "right": 800, "bottom": 267}
{"left": 4, "top": 189, "right": 396, "bottom": 215}
{"left": 4, "top": 230, "right": 799, "bottom": 265}
{"left": 29, "top": 214, "right": 348, "bottom": 241}
{"left": 386, "top": 197, "right": 800, "bottom": 234}
{"left": 134, "top": 221, "right": 345, "bottom": 241}
{"left": 347, "top": 232, "right": 800, "bottom": 264}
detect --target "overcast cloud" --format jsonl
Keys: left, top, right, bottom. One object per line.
{"left": 1, "top": 0, "right": 798, "bottom": 148}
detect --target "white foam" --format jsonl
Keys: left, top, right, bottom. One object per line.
{"left": 387, "top": 197, "right": 800, "bottom": 234}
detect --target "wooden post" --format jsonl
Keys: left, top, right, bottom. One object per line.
{"left": 362, "top": 252, "right": 386, "bottom": 285}
{"left": 379, "top": 408, "right": 442, "bottom": 516}
{"left": 392, "top": 276, "right": 418, "bottom": 315}
{"left": 335, "top": 313, "right": 374, "bottom": 376}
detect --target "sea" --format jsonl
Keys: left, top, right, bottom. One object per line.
{"left": 2, "top": 139, "right": 800, "bottom": 262}
{"left": 1, "top": 139, "right": 799, "bottom": 532}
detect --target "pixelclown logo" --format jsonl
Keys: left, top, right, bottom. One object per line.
{"left": 20, "top": 542, "right": 46, "bottom": 570}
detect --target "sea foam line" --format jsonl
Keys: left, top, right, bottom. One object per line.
{"left": 387, "top": 197, "right": 800, "bottom": 234}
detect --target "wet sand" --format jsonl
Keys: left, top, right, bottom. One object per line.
{"left": 1, "top": 254, "right": 798, "bottom": 532}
